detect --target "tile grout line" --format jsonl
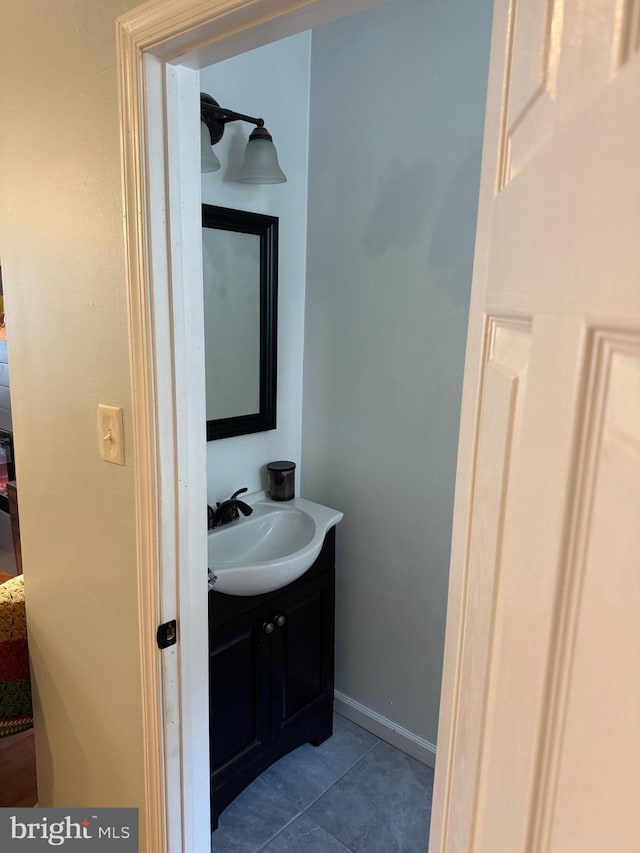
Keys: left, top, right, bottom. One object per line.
{"left": 253, "top": 807, "right": 303, "bottom": 852}
{"left": 301, "top": 738, "right": 381, "bottom": 815}
{"left": 297, "top": 740, "right": 381, "bottom": 852}
{"left": 254, "top": 739, "right": 382, "bottom": 852}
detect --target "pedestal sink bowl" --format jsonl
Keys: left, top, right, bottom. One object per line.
{"left": 208, "top": 492, "right": 343, "bottom": 596}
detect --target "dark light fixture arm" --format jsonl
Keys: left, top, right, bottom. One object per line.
{"left": 201, "top": 93, "right": 265, "bottom": 145}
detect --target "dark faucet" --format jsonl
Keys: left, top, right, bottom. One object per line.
{"left": 208, "top": 487, "right": 253, "bottom": 529}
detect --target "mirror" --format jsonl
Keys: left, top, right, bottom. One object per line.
{"left": 203, "top": 204, "right": 278, "bottom": 440}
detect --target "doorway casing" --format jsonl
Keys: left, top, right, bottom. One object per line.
{"left": 115, "top": 1, "right": 393, "bottom": 850}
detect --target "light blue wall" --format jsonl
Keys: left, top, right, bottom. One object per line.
{"left": 201, "top": 32, "right": 311, "bottom": 504}
{"left": 301, "top": 0, "right": 492, "bottom": 744}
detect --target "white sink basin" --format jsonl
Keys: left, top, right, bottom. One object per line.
{"left": 208, "top": 493, "right": 343, "bottom": 596}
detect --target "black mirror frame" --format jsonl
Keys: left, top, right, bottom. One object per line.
{"left": 203, "top": 204, "right": 278, "bottom": 441}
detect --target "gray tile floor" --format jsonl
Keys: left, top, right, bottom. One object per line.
{"left": 212, "top": 714, "right": 434, "bottom": 852}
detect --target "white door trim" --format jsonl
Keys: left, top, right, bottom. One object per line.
{"left": 115, "top": 1, "right": 390, "bottom": 850}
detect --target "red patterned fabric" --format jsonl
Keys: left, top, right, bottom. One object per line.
{"left": 0, "top": 637, "right": 30, "bottom": 680}
{"left": 0, "top": 575, "right": 33, "bottom": 736}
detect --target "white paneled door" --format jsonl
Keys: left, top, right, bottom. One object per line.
{"left": 431, "top": 1, "right": 640, "bottom": 852}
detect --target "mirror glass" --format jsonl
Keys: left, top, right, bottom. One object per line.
{"left": 202, "top": 205, "right": 278, "bottom": 440}
{"left": 203, "top": 228, "right": 260, "bottom": 420}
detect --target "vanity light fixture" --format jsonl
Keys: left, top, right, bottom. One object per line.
{"left": 200, "top": 92, "right": 287, "bottom": 184}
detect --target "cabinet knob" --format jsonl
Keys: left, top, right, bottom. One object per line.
{"left": 275, "top": 614, "right": 286, "bottom": 627}
{"left": 263, "top": 622, "right": 275, "bottom": 634}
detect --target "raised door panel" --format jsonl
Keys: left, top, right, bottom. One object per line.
{"left": 538, "top": 333, "right": 640, "bottom": 853}
{"left": 499, "top": 0, "right": 564, "bottom": 188}
{"left": 440, "top": 319, "right": 531, "bottom": 850}
{"left": 272, "top": 571, "right": 335, "bottom": 736}
{"left": 619, "top": 0, "right": 640, "bottom": 65}
{"left": 460, "top": 318, "right": 588, "bottom": 853}
{"left": 558, "top": 0, "right": 639, "bottom": 115}
{"left": 499, "top": 0, "right": 640, "bottom": 190}
{"left": 209, "top": 612, "right": 270, "bottom": 780}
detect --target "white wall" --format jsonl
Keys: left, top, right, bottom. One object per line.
{"left": 302, "top": 0, "right": 492, "bottom": 746}
{"left": 200, "top": 33, "right": 311, "bottom": 503}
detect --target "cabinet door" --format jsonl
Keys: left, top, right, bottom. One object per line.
{"left": 209, "top": 606, "right": 271, "bottom": 784}
{"left": 271, "top": 570, "right": 335, "bottom": 741}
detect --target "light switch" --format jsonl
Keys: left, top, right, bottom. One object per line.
{"left": 98, "top": 404, "right": 125, "bottom": 465}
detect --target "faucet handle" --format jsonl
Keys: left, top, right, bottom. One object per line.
{"left": 230, "top": 487, "right": 249, "bottom": 500}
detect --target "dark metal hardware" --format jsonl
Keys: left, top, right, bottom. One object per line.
{"left": 275, "top": 614, "right": 286, "bottom": 627}
{"left": 210, "top": 487, "right": 253, "bottom": 528}
{"left": 157, "top": 620, "right": 177, "bottom": 649}
{"left": 201, "top": 93, "right": 264, "bottom": 146}
{"left": 263, "top": 622, "right": 274, "bottom": 635}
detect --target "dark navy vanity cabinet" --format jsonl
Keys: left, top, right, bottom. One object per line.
{"left": 208, "top": 528, "right": 336, "bottom": 829}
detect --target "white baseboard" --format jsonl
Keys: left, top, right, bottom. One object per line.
{"left": 334, "top": 691, "right": 437, "bottom": 769}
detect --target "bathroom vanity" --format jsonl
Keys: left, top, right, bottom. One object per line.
{"left": 208, "top": 528, "right": 336, "bottom": 828}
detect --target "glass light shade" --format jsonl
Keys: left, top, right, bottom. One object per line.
{"left": 201, "top": 122, "right": 221, "bottom": 173}
{"left": 237, "top": 127, "right": 287, "bottom": 184}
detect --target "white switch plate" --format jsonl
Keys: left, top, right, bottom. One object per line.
{"left": 98, "top": 404, "right": 125, "bottom": 465}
